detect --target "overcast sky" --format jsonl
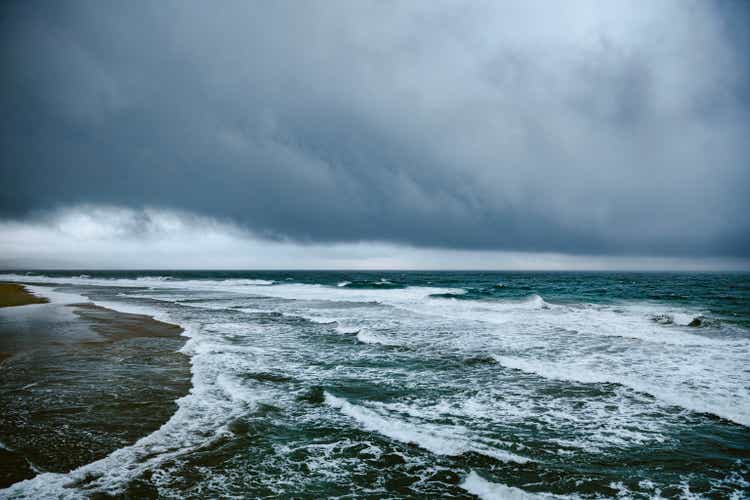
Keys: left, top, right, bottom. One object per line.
{"left": 1, "top": 1, "right": 749, "bottom": 269}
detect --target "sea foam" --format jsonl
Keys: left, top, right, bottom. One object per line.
{"left": 461, "top": 471, "right": 559, "bottom": 499}
{"left": 324, "top": 392, "right": 529, "bottom": 464}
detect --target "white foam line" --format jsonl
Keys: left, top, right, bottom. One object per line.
{"left": 356, "top": 329, "right": 401, "bottom": 346}
{"left": 20, "top": 285, "right": 88, "bottom": 306}
{"left": 461, "top": 471, "right": 562, "bottom": 500}
{"left": 0, "top": 273, "right": 461, "bottom": 309}
{"left": 5, "top": 274, "right": 730, "bottom": 348}
{"left": 324, "top": 392, "right": 529, "bottom": 464}
{"left": 334, "top": 326, "right": 360, "bottom": 335}
{"left": 493, "top": 355, "right": 750, "bottom": 428}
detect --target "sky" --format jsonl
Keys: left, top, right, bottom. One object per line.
{"left": 1, "top": 0, "right": 749, "bottom": 270}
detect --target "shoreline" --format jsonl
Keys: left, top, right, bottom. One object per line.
{"left": 0, "top": 283, "right": 49, "bottom": 308}
{"left": 0, "top": 285, "right": 191, "bottom": 489}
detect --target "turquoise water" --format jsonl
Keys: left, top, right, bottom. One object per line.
{"left": 1, "top": 271, "right": 748, "bottom": 498}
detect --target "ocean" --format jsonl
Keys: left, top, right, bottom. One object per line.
{"left": 0, "top": 271, "right": 748, "bottom": 498}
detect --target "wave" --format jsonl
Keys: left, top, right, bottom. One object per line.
{"left": 493, "top": 355, "right": 750, "bottom": 428}
{"left": 427, "top": 292, "right": 549, "bottom": 308}
{"left": 356, "top": 329, "right": 400, "bottom": 346}
{"left": 7, "top": 275, "right": 732, "bottom": 348}
{"left": 523, "top": 293, "right": 549, "bottom": 309}
{"left": 218, "top": 278, "right": 276, "bottom": 286}
{"left": 461, "top": 471, "right": 562, "bottom": 499}
{"left": 11, "top": 274, "right": 729, "bottom": 347}
{"left": 297, "top": 314, "right": 337, "bottom": 325}
{"left": 651, "top": 313, "right": 675, "bottom": 325}
{"left": 334, "top": 325, "right": 360, "bottom": 335}
{"left": 0, "top": 273, "right": 276, "bottom": 288}
{"left": 337, "top": 279, "right": 405, "bottom": 289}
{"left": 0, "top": 274, "right": 440, "bottom": 305}
{"left": 650, "top": 311, "right": 708, "bottom": 328}
{"left": 324, "top": 392, "right": 529, "bottom": 464}
{"left": 414, "top": 295, "right": 725, "bottom": 346}
{"left": 216, "top": 374, "right": 265, "bottom": 405}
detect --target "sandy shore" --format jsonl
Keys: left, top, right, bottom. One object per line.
{"left": 0, "top": 286, "right": 191, "bottom": 488}
{"left": 74, "top": 302, "right": 184, "bottom": 342}
{"left": 0, "top": 283, "right": 49, "bottom": 308}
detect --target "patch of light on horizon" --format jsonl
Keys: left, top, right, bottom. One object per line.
{"left": 0, "top": 206, "right": 747, "bottom": 271}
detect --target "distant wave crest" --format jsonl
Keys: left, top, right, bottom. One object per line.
{"left": 336, "top": 278, "right": 405, "bottom": 289}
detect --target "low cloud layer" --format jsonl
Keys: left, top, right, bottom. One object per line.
{"left": 1, "top": 1, "right": 749, "bottom": 262}
{"left": 2, "top": 206, "right": 746, "bottom": 270}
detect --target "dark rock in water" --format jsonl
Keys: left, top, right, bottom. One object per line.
{"left": 493, "top": 283, "right": 505, "bottom": 289}
{"left": 688, "top": 317, "right": 702, "bottom": 327}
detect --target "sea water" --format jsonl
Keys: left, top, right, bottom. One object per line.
{"left": 0, "top": 271, "right": 748, "bottom": 498}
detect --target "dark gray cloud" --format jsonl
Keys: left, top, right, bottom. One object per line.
{"left": 1, "top": 0, "right": 749, "bottom": 257}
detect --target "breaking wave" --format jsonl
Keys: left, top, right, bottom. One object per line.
{"left": 461, "top": 471, "right": 559, "bottom": 499}
{"left": 493, "top": 355, "right": 750, "bottom": 428}
{"left": 324, "top": 393, "right": 529, "bottom": 464}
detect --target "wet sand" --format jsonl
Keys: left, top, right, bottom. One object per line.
{"left": 0, "top": 283, "right": 48, "bottom": 309}
{"left": 0, "top": 289, "right": 191, "bottom": 489}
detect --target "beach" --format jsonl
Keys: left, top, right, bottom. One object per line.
{"left": 0, "top": 284, "right": 190, "bottom": 489}
{"left": 0, "top": 284, "right": 48, "bottom": 310}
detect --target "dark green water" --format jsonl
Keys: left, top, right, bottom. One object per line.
{"left": 0, "top": 271, "right": 748, "bottom": 498}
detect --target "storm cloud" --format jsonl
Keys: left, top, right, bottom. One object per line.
{"left": 1, "top": 0, "right": 749, "bottom": 260}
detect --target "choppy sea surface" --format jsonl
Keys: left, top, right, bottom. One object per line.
{"left": 0, "top": 271, "right": 748, "bottom": 499}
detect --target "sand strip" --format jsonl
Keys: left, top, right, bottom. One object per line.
{"left": 0, "top": 283, "right": 49, "bottom": 308}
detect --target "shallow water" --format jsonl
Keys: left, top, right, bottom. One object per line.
{"left": 0, "top": 271, "right": 748, "bottom": 498}
{"left": 0, "top": 298, "right": 190, "bottom": 489}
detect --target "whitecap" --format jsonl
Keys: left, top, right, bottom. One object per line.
{"left": 324, "top": 393, "right": 529, "bottom": 464}
{"left": 493, "top": 355, "right": 750, "bottom": 428}
{"left": 461, "top": 471, "right": 558, "bottom": 499}
{"left": 334, "top": 325, "right": 360, "bottom": 335}
{"left": 356, "top": 329, "right": 400, "bottom": 346}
